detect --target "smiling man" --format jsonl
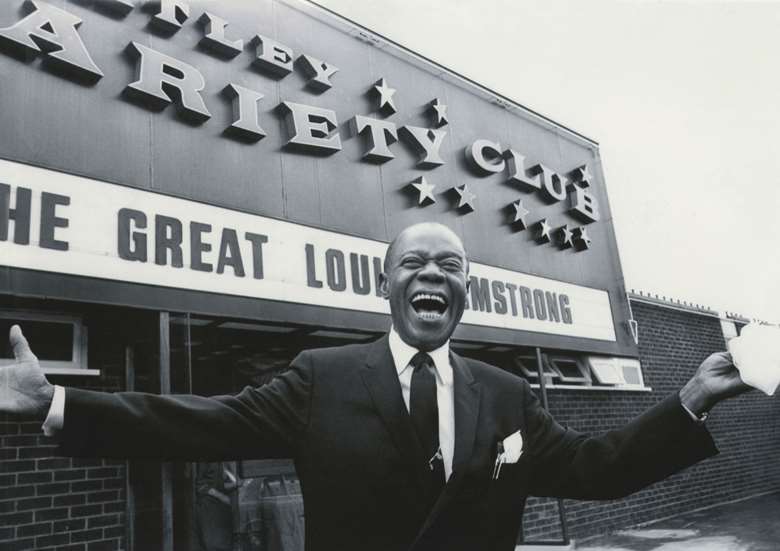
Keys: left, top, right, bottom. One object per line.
{"left": 0, "top": 222, "right": 753, "bottom": 551}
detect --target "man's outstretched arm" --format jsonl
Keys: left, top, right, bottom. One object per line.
{"left": 1, "top": 325, "right": 313, "bottom": 461}
{"left": 526, "top": 352, "right": 753, "bottom": 500}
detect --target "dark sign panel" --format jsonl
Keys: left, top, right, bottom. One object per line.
{"left": 0, "top": 0, "right": 636, "bottom": 356}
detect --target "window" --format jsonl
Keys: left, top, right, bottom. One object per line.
{"left": 587, "top": 356, "right": 645, "bottom": 389}
{"left": 0, "top": 311, "right": 93, "bottom": 375}
{"left": 514, "top": 353, "right": 559, "bottom": 382}
{"left": 547, "top": 355, "right": 591, "bottom": 385}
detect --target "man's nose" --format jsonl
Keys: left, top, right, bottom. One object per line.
{"left": 418, "top": 260, "right": 445, "bottom": 282}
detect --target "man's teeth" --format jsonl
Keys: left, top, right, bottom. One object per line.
{"left": 412, "top": 293, "right": 446, "bottom": 304}
{"left": 418, "top": 311, "right": 443, "bottom": 320}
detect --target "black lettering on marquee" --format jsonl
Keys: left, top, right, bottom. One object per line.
{"left": 189, "top": 221, "right": 212, "bottom": 272}
{"left": 0, "top": 0, "right": 104, "bottom": 82}
{"left": 491, "top": 280, "right": 507, "bottom": 315}
{"left": 155, "top": 215, "right": 183, "bottom": 268}
{"left": 504, "top": 282, "right": 519, "bottom": 316}
{"left": 305, "top": 243, "right": 323, "bottom": 288}
{"left": 117, "top": 208, "right": 147, "bottom": 262}
{"left": 124, "top": 41, "right": 211, "bottom": 123}
{"left": 545, "top": 291, "right": 560, "bottom": 323}
{"left": 373, "top": 256, "right": 383, "bottom": 296}
{"left": 39, "top": 192, "right": 69, "bottom": 251}
{"left": 244, "top": 232, "right": 268, "bottom": 279}
{"left": 532, "top": 289, "right": 547, "bottom": 321}
{"left": 349, "top": 253, "right": 371, "bottom": 296}
{"left": 518, "top": 286, "right": 534, "bottom": 319}
{"left": 0, "top": 183, "right": 31, "bottom": 245}
{"left": 469, "top": 276, "right": 492, "bottom": 313}
{"left": 560, "top": 294, "right": 573, "bottom": 324}
{"left": 325, "top": 248, "right": 346, "bottom": 292}
{"left": 216, "top": 228, "right": 245, "bottom": 277}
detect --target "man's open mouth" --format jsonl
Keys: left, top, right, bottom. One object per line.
{"left": 409, "top": 292, "right": 449, "bottom": 320}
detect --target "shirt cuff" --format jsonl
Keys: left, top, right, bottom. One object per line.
{"left": 42, "top": 385, "right": 66, "bottom": 436}
{"left": 681, "top": 401, "right": 708, "bottom": 424}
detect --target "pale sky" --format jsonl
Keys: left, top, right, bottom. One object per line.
{"left": 315, "top": 0, "right": 780, "bottom": 323}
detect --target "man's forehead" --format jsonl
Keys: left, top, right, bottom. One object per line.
{"left": 393, "top": 224, "right": 466, "bottom": 257}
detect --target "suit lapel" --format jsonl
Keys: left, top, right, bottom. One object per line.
{"left": 360, "top": 335, "right": 427, "bottom": 492}
{"left": 413, "top": 351, "right": 482, "bottom": 546}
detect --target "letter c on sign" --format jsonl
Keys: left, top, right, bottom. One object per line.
{"left": 465, "top": 140, "right": 506, "bottom": 175}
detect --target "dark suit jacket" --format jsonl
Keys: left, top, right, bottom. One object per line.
{"left": 60, "top": 335, "right": 717, "bottom": 551}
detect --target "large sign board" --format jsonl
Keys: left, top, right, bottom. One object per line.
{"left": 0, "top": 0, "right": 633, "bottom": 354}
{"left": 0, "top": 160, "right": 616, "bottom": 341}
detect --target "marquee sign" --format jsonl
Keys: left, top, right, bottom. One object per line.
{"left": 0, "top": 0, "right": 598, "bottom": 249}
{"left": 0, "top": 160, "right": 616, "bottom": 341}
{"left": 0, "top": 0, "right": 634, "bottom": 354}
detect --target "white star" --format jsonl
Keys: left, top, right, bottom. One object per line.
{"left": 573, "top": 226, "right": 592, "bottom": 250}
{"left": 410, "top": 176, "right": 436, "bottom": 206}
{"left": 536, "top": 218, "right": 552, "bottom": 243}
{"left": 559, "top": 224, "right": 574, "bottom": 249}
{"left": 571, "top": 164, "right": 593, "bottom": 187}
{"left": 431, "top": 98, "right": 448, "bottom": 126}
{"left": 511, "top": 199, "right": 530, "bottom": 227}
{"left": 454, "top": 185, "right": 476, "bottom": 211}
{"left": 373, "top": 78, "right": 397, "bottom": 115}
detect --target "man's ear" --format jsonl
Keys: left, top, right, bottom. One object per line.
{"left": 378, "top": 272, "right": 390, "bottom": 299}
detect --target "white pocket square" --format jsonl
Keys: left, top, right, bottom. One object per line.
{"left": 500, "top": 430, "right": 524, "bottom": 464}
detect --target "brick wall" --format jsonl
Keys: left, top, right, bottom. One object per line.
{"left": 522, "top": 300, "right": 780, "bottom": 541}
{"left": 0, "top": 371, "right": 126, "bottom": 550}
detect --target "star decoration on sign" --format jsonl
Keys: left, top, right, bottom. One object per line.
{"left": 558, "top": 224, "right": 574, "bottom": 249}
{"left": 453, "top": 184, "right": 476, "bottom": 212}
{"left": 430, "top": 98, "right": 448, "bottom": 127}
{"left": 573, "top": 226, "right": 592, "bottom": 251}
{"left": 409, "top": 176, "right": 436, "bottom": 206}
{"left": 373, "top": 78, "right": 397, "bottom": 116}
{"left": 510, "top": 199, "right": 530, "bottom": 230}
{"left": 569, "top": 164, "right": 593, "bottom": 188}
{"left": 535, "top": 218, "right": 552, "bottom": 244}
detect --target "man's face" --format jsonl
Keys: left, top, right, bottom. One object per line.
{"left": 379, "top": 224, "right": 469, "bottom": 351}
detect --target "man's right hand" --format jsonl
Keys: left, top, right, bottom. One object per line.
{"left": 1, "top": 325, "right": 54, "bottom": 417}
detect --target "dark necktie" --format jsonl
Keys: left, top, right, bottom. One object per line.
{"left": 409, "top": 352, "right": 446, "bottom": 499}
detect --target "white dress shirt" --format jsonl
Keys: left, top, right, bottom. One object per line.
{"left": 388, "top": 327, "right": 455, "bottom": 481}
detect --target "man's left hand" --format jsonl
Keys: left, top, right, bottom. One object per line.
{"left": 679, "top": 352, "right": 752, "bottom": 416}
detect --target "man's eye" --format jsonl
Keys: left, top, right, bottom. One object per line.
{"left": 441, "top": 261, "right": 462, "bottom": 271}
{"left": 402, "top": 259, "right": 423, "bottom": 268}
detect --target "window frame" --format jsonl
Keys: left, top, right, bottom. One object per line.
{"left": 0, "top": 310, "right": 97, "bottom": 375}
